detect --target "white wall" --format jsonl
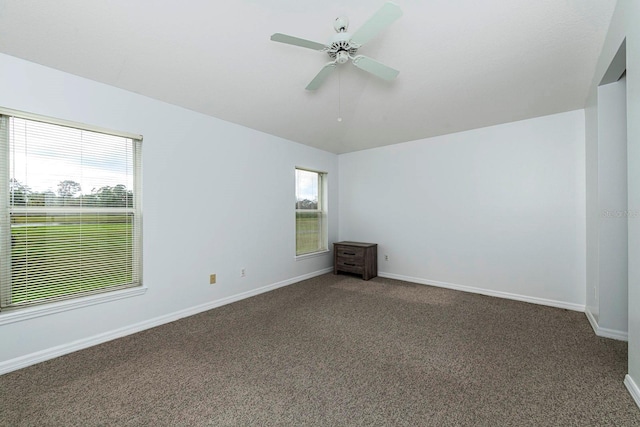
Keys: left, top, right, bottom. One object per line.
{"left": 628, "top": 0, "right": 640, "bottom": 405}
{"left": 0, "top": 53, "right": 338, "bottom": 372}
{"left": 339, "top": 110, "right": 586, "bottom": 309}
{"left": 586, "top": 0, "right": 640, "bottom": 408}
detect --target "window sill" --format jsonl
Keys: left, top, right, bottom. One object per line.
{"left": 0, "top": 286, "right": 148, "bottom": 326}
{"left": 295, "top": 249, "right": 330, "bottom": 261}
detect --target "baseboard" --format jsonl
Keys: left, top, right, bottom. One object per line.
{"left": 625, "top": 375, "right": 640, "bottom": 410}
{"left": 0, "top": 267, "right": 332, "bottom": 376}
{"left": 585, "top": 308, "right": 628, "bottom": 341}
{"left": 378, "top": 272, "right": 585, "bottom": 312}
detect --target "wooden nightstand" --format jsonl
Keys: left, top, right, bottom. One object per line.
{"left": 333, "top": 241, "right": 378, "bottom": 281}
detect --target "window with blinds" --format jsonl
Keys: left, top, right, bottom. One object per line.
{"left": 295, "top": 168, "right": 327, "bottom": 256}
{"left": 0, "top": 110, "right": 142, "bottom": 310}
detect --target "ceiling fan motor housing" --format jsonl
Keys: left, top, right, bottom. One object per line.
{"left": 326, "top": 32, "right": 358, "bottom": 61}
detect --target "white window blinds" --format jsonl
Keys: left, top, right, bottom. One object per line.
{"left": 0, "top": 111, "right": 142, "bottom": 309}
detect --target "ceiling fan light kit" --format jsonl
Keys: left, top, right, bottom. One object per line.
{"left": 270, "top": 1, "right": 402, "bottom": 90}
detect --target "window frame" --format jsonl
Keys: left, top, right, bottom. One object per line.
{"left": 295, "top": 167, "right": 328, "bottom": 258}
{"left": 0, "top": 107, "right": 143, "bottom": 313}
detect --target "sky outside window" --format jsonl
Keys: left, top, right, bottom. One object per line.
{"left": 295, "top": 169, "right": 318, "bottom": 208}
{"left": 9, "top": 118, "right": 133, "bottom": 196}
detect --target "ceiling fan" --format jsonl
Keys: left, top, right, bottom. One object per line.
{"left": 270, "top": 2, "right": 403, "bottom": 90}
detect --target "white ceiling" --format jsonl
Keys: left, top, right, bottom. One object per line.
{"left": 0, "top": 0, "right": 616, "bottom": 154}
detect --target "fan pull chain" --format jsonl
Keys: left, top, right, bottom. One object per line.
{"left": 337, "top": 68, "right": 342, "bottom": 122}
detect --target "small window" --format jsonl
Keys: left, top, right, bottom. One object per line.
{"left": 0, "top": 110, "right": 142, "bottom": 310}
{"left": 295, "top": 168, "right": 327, "bottom": 256}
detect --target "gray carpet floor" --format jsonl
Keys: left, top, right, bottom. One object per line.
{"left": 1, "top": 274, "right": 639, "bottom": 426}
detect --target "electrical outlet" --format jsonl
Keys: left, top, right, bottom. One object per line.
{"left": 209, "top": 274, "right": 216, "bottom": 284}
{"left": 385, "top": 254, "right": 389, "bottom": 261}
{"left": 241, "top": 268, "right": 246, "bottom": 277}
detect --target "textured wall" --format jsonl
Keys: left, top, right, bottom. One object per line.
{"left": 339, "top": 110, "right": 586, "bottom": 309}
{"left": 0, "top": 53, "right": 338, "bottom": 369}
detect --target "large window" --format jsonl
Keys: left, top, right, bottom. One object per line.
{"left": 295, "top": 168, "right": 327, "bottom": 256}
{"left": 0, "top": 110, "right": 142, "bottom": 310}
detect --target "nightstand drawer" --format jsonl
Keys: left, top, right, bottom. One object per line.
{"left": 336, "top": 258, "right": 364, "bottom": 273}
{"left": 336, "top": 247, "right": 364, "bottom": 259}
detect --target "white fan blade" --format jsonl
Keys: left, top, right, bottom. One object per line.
{"left": 270, "top": 33, "right": 326, "bottom": 51}
{"left": 350, "top": 2, "right": 402, "bottom": 47}
{"left": 306, "top": 62, "right": 337, "bottom": 90}
{"left": 352, "top": 55, "right": 399, "bottom": 81}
